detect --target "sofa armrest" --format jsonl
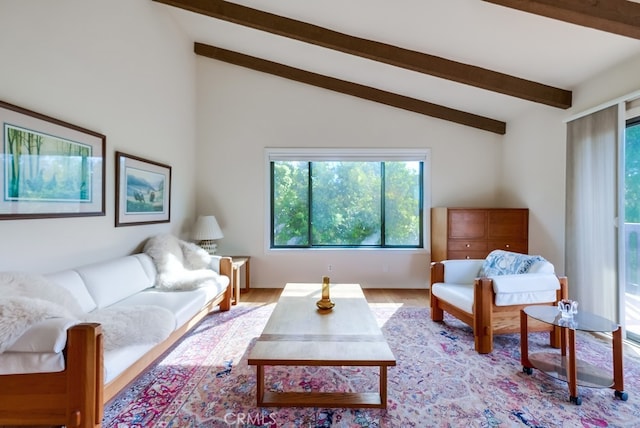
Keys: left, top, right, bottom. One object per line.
{"left": 216, "top": 256, "right": 232, "bottom": 279}
{"left": 215, "top": 256, "right": 233, "bottom": 311}
{"left": 209, "top": 255, "right": 232, "bottom": 277}
{"left": 66, "top": 322, "right": 104, "bottom": 427}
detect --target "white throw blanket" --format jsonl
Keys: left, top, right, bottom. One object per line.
{"left": 0, "top": 272, "right": 174, "bottom": 354}
{"left": 143, "top": 234, "right": 220, "bottom": 290}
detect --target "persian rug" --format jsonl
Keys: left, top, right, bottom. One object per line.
{"left": 103, "top": 302, "right": 640, "bottom": 427}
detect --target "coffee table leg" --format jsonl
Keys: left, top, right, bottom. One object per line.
{"left": 380, "top": 366, "right": 388, "bottom": 409}
{"left": 568, "top": 329, "right": 580, "bottom": 404}
{"left": 256, "top": 365, "right": 265, "bottom": 407}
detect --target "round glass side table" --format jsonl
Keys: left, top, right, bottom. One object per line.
{"left": 520, "top": 306, "right": 628, "bottom": 405}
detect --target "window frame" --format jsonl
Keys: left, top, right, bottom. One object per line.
{"left": 265, "top": 148, "right": 431, "bottom": 252}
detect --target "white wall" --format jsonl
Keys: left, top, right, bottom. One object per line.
{"left": 10, "top": 2, "right": 635, "bottom": 286}
{"left": 0, "top": 1, "right": 197, "bottom": 272}
{"left": 196, "top": 58, "right": 503, "bottom": 288}
{"left": 500, "top": 105, "right": 567, "bottom": 272}
{"left": 501, "top": 52, "right": 640, "bottom": 275}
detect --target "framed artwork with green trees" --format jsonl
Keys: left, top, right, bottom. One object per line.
{"left": 0, "top": 100, "right": 105, "bottom": 219}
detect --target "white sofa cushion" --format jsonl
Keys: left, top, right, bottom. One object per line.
{"left": 104, "top": 344, "right": 155, "bottom": 383}
{"left": 76, "top": 255, "right": 154, "bottom": 308}
{"left": 113, "top": 279, "right": 227, "bottom": 327}
{"left": 6, "top": 318, "right": 79, "bottom": 353}
{"left": 46, "top": 270, "right": 97, "bottom": 313}
{"left": 0, "top": 352, "right": 65, "bottom": 375}
{"left": 132, "top": 253, "right": 158, "bottom": 285}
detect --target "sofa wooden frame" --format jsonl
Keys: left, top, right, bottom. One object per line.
{"left": 0, "top": 258, "right": 233, "bottom": 428}
{"left": 430, "top": 261, "right": 568, "bottom": 354}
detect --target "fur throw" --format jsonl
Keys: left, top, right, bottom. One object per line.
{"left": 143, "top": 234, "right": 220, "bottom": 291}
{"left": 0, "top": 271, "right": 84, "bottom": 314}
{"left": 83, "top": 305, "right": 174, "bottom": 352}
{"left": 0, "top": 296, "right": 75, "bottom": 353}
{"left": 0, "top": 271, "right": 174, "bottom": 353}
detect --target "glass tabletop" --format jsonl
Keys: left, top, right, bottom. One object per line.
{"left": 524, "top": 306, "right": 618, "bottom": 333}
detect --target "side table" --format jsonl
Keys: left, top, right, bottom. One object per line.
{"left": 228, "top": 256, "right": 250, "bottom": 305}
{"left": 520, "top": 306, "right": 627, "bottom": 405}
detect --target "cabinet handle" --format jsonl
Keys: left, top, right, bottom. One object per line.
{"left": 506, "top": 244, "right": 510, "bottom": 248}
{"left": 466, "top": 256, "right": 470, "bottom": 259}
{"left": 466, "top": 244, "right": 470, "bottom": 248}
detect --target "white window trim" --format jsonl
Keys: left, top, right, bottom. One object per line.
{"left": 263, "top": 147, "right": 432, "bottom": 253}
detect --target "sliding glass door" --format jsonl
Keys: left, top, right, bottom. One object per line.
{"left": 624, "top": 117, "right": 640, "bottom": 343}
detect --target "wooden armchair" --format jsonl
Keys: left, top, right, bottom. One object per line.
{"left": 430, "top": 259, "right": 568, "bottom": 354}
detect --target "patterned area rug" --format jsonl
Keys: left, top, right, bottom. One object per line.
{"left": 103, "top": 302, "right": 640, "bottom": 427}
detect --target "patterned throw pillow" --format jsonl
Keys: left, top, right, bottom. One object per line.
{"left": 479, "top": 250, "right": 547, "bottom": 277}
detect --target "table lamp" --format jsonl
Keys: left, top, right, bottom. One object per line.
{"left": 192, "top": 215, "right": 224, "bottom": 254}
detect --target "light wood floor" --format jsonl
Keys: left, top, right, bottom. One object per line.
{"left": 240, "top": 287, "right": 430, "bottom": 307}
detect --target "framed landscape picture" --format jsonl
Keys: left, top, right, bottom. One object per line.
{"left": 0, "top": 100, "right": 106, "bottom": 219}
{"left": 115, "top": 151, "right": 171, "bottom": 227}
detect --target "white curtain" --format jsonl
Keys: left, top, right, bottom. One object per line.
{"left": 565, "top": 105, "right": 618, "bottom": 321}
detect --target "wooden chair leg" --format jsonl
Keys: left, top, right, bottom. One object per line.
{"left": 549, "top": 325, "right": 561, "bottom": 348}
{"left": 431, "top": 295, "right": 444, "bottom": 321}
{"left": 474, "top": 278, "right": 493, "bottom": 354}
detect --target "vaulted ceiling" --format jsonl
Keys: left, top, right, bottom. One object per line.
{"left": 154, "top": 0, "right": 640, "bottom": 134}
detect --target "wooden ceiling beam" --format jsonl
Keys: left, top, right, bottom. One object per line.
{"left": 483, "top": 0, "right": 640, "bottom": 40}
{"left": 194, "top": 43, "right": 507, "bottom": 134}
{"left": 154, "top": 0, "right": 572, "bottom": 109}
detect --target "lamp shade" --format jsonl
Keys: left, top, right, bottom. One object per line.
{"left": 192, "top": 215, "right": 224, "bottom": 240}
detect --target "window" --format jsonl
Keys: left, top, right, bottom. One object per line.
{"left": 267, "top": 148, "right": 429, "bottom": 249}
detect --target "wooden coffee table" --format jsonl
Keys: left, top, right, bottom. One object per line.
{"left": 248, "top": 283, "right": 396, "bottom": 408}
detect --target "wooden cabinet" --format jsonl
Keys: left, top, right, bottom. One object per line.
{"left": 431, "top": 207, "right": 528, "bottom": 261}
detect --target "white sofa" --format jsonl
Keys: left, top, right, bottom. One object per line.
{"left": 0, "top": 237, "right": 232, "bottom": 428}
{"left": 430, "top": 250, "right": 568, "bottom": 354}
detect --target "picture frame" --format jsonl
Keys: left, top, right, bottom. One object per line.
{"left": 0, "top": 100, "right": 106, "bottom": 220}
{"left": 115, "top": 151, "right": 171, "bottom": 227}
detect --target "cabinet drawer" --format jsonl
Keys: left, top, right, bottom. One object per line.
{"left": 488, "top": 240, "right": 528, "bottom": 253}
{"left": 448, "top": 240, "right": 487, "bottom": 252}
{"left": 448, "top": 250, "right": 489, "bottom": 260}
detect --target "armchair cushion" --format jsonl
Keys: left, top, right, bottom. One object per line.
{"left": 479, "top": 250, "right": 548, "bottom": 277}
{"left": 490, "top": 273, "right": 561, "bottom": 306}
{"left": 431, "top": 283, "right": 474, "bottom": 314}
{"left": 441, "top": 259, "right": 484, "bottom": 284}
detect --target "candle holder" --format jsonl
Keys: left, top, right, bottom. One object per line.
{"left": 316, "top": 276, "right": 335, "bottom": 310}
